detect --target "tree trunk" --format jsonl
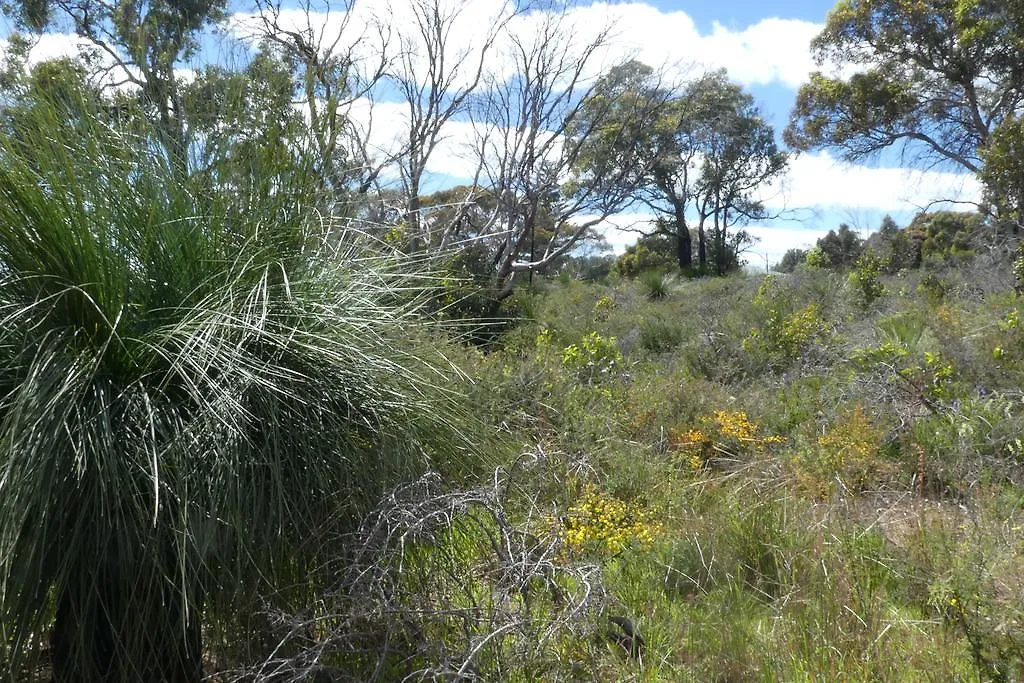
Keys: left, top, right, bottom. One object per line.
{"left": 51, "top": 552, "right": 203, "bottom": 683}
{"left": 674, "top": 204, "right": 692, "bottom": 269}
{"left": 697, "top": 220, "right": 707, "bottom": 270}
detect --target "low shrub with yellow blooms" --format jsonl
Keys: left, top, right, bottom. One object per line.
{"left": 592, "top": 295, "right": 616, "bottom": 321}
{"left": 668, "top": 410, "right": 784, "bottom": 471}
{"left": 742, "top": 276, "right": 831, "bottom": 368}
{"left": 793, "top": 405, "right": 893, "bottom": 499}
{"left": 562, "top": 485, "right": 662, "bottom": 556}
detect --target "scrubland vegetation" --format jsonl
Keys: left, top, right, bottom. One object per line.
{"left": 9, "top": 113, "right": 1024, "bottom": 679}
{"left": 426, "top": 241, "right": 1024, "bottom": 681}
{"left": 3, "top": 0, "right": 1024, "bottom": 680}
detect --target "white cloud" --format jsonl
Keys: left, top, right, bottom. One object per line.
{"left": 5, "top": 32, "right": 85, "bottom": 64}
{"left": 230, "top": 0, "right": 514, "bottom": 92}
{"left": 744, "top": 225, "right": 831, "bottom": 267}
{"left": 769, "top": 151, "right": 983, "bottom": 212}
{"left": 227, "top": 1, "right": 822, "bottom": 93}
{"left": 0, "top": 32, "right": 147, "bottom": 90}
{"left": 568, "top": 4, "right": 821, "bottom": 88}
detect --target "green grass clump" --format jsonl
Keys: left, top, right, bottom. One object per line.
{"left": 0, "top": 100, "right": 474, "bottom": 681}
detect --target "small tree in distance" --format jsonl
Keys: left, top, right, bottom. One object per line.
{"left": 576, "top": 65, "right": 787, "bottom": 274}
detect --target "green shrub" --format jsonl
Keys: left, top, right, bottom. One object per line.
{"left": 743, "top": 275, "right": 831, "bottom": 370}
{"left": 805, "top": 245, "right": 830, "bottom": 268}
{"left": 560, "top": 331, "right": 622, "bottom": 378}
{"left": 791, "top": 405, "right": 894, "bottom": 499}
{"left": 639, "top": 268, "right": 674, "bottom": 299}
{"left": 849, "top": 252, "right": 886, "bottom": 307}
{"left": 614, "top": 234, "right": 676, "bottom": 278}
{"left": 639, "top": 315, "right": 685, "bottom": 352}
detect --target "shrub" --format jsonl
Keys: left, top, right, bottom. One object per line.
{"left": 592, "top": 294, "right": 617, "bottom": 321}
{"left": 669, "top": 410, "right": 784, "bottom": 471}
{"left": 639, "top": 315, "right": 685, "bottom": 352}
{"left": 849, "top": 252, "right": 886, "bottom": 307}
{"left": 743, "top": 275, "right": 831, "bottom": 370}
{"left": 561, "top": 332, "right": 622, "bottom": 378}
{"left": 562, "top": 484, "right": 662, "bottom": 556}
{"left": 639, "top": 268, "right": 674, "bottom": 300}
{"left": 614, "top": 234, "right": 676, "bottom": 278}
{"left": 791, "top": 405, "right": 893, "bottom": 499}
{"left": 805, "top": 245, "right": 830, "bottom": 268}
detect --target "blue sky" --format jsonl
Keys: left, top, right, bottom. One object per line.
{"left": 0, "top": 0, "right": 982, "bottom": 265}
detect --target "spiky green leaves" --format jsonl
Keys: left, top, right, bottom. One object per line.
{"left": 0, "top": 99, "right": 472, "bottom": 679}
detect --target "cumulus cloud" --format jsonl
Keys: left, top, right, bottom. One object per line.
{"left": 768, "top": 152, "right": 983, "bottom": 212}
{"left": 558, "top": 4, "right": 822, "bottom": 88}
{"left": 0, "top": 32, "right": 188, "bottom": 90}
{"left": 227, "top": 1, "right": 822, "bottom": 91}
{"left": 1, "top": 32, "right": 86, "bottom": 65}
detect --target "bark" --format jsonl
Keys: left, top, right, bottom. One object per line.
{"left": 674, "top": 203, "right": 692, "bottom": 269}
{"left": 697, "top": 220, "right": 707, "bottom": 269}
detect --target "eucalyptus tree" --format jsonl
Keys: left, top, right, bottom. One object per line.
{"left": 180, "top": 47, "right": 308, "bottom": 199}
{"left": 683, "top": 71, "right": 787, "bottom": 274}
{"left": 3, "top": 0, "right": 388, "bottom": 194}
{"left": 387, "top": 0, "right": 514, "bottom": 241}
{"left": 0, "top": 97, "right": 470, "bottom": 682}
{"left": 239, "top": 0, "right": 393, "bottom": 198}
{"left": 5, "top": 0, "right": 228, "bottom": 169}
{"left": 786, "top": 0, "right": 1024, "bottom": 189}
{"left": 576, "top": 66, "right": 786, "bottom": 272}
{"left": 462, "top": 13, "right": 671, "bottom": 298}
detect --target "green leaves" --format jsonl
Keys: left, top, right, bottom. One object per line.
{"left": 0, "top": 98, "right": 472, "bottom": 679}
{"left": 573, "top": 64, "right": 786, "bottom": 273}
{"left": 785, "top": 71, "right": 919, "bottom": 154}
{"left": 789, "top": 0, "right": 1024, "bottom": 173}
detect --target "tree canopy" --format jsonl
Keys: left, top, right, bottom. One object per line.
{"left": 786, "top": 0, "right": 1024, "bottom": 175}
{"left": 577, "top": 65, "right": 787, "bottom": 273}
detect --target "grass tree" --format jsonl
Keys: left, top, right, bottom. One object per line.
{"left": 0, "top": 101, "right": 472, "bottom": 681}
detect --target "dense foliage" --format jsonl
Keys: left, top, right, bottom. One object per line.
{"left": 0, "top": 101, "right": 473, "bottom": 681}
{"left": 5, "top": 0, "right": 1024, "bottom": 680}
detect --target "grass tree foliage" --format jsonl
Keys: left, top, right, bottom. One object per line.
{"left": 0, "top": 101, "right": 471, "bottom": 681}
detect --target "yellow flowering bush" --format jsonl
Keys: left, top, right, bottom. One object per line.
{"left": 383, "top": 223, "right": 406, "bottom": 245}
{"left": 669, "top": 428, "right": 712, "bottom": 471}
{"left": 562, "top": 485, "right": 662, "bottom": 555}
{"left": 743, "top": 276, "right": 831, "bottom": 369}
{"left": 535, "top": 327, "right": 554, "bottom": 348}
{"left": 669, "top": 410, "right": 784, "bottom": 471}
{"left": 794, "top": 405, "right": 892, "bottom": 499}
{"left": 592, "top": 295, "right": 616, "bottom": 321}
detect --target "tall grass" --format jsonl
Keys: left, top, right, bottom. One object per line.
{"left": 0, "top": 99, "right": 472, "bottom": 680}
